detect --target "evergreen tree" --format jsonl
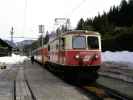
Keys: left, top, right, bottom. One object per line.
{"left": 76, "top": 18, "right": 85, "bottom": 30}
{"left": 127, "top": 0, "right": 133, "bottom": 26}
{"left": 118, "top": 0, "right": 128, "bottom": 26}
{"left": 84, "top": 18, "right": 94, "bottom": 30}
{"left": 108, "top": 6, "right": 119, "bottom": 25}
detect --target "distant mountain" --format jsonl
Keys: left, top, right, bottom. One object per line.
{"left": 16, "top": 40, "right": 34, "bottom": 47}
{"left": 4, "top": 40, "right": 16, "bottom": 48}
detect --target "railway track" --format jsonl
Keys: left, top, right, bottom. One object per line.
{"left": 99, "top": 62, "right": 133, "bottom": 83}
{"left": 12, "top": 79, "right": 37, "bottom": 100}
{"left": 0, "top": 67, "right": 17, "bottom": 100}
{"left": 80, "top": 83, "right": 133, "bottom": 100}
{"left": 24, "top": 72, "right": 37, "bottom": 100}
{"left": 34, "top": 61, "right": 133, "bottom": 99}
{"left": 12, "top": 80, "right": 16, "bottom": 100}
{"left": 54, "top": 72, "right": 133, "bottom": 100}
{"left": 25, "top": 79, "right": 37, "bottom": 100}
{"left": 11, "top": 66, "right": 37, "bottom": 100}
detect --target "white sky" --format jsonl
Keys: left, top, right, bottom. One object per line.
{"left": 0, "top": 0, "right": 124, "bottom": 42}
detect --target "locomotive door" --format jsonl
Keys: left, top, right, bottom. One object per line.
{"left": 59, "top": 37, "right": 65, "bottom": 64}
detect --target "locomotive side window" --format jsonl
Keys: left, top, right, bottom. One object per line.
{"left": 61, "top": 38, "right": 65, "bottom": 50}
{"left": 72, "top": 36, "right": 86, "bottom": 49}
{"left": 48, "top": 45, "right": 50, "bottom": 51}
{"left": 87, "top": 36, "right": 99, "bottom": 49}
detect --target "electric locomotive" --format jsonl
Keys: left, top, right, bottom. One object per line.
{"left": 33, "top": 30, "right": 102, "bottom": 83}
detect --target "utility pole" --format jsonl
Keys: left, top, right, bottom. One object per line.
{"left": 10, "top": 27, "right": 14, "bottom": 54}
{"left": 10, "top": 27, "right": 14, "bottom": 43}
{"left": 39, "top": 25, "right": 45, "bottom": 48}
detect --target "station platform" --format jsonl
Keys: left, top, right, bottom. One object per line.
{"left": 16, "top": 61, "right": 89, "bottom": 100}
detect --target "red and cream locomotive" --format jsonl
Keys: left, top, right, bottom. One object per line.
{"left": 33, "top": 30, "right": 102, "bottom": 83}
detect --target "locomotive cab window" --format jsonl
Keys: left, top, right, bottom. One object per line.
{"left": 87, "top": 36, "right": 99, "bottom": 49}
{"left": 72, "top": 36, "right": 86, "bottom": 49}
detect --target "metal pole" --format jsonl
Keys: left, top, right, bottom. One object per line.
{"left": 42, "top": 32, "right": 43, "bottom": 48}
{"left": 39, "top": 25, "right": 44, "bottom": 48}
{"left": 10, "top": 27, "right": 14, "bottom": 54}
{"left": 10, "top": 27, "right": 14, "bottom": 43}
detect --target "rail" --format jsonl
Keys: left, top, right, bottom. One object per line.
{"left": 25, "top": 79, "right": 37, "bottom": 100}
{"left": 12, "top": 80, "right": 16, "bottom": 100}
{"left": 81, "top": 83, "right": 133, "bottom": 100}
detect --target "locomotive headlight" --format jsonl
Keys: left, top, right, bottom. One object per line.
{"left": 95, "top": 54, "right": 99, "bottom": 59}
{"left": 75, "top": 54, "right": 80, "bottom": 59}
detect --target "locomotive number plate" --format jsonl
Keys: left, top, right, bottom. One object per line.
{"left": 83, "top": 55, "right": 91, "bottom": 61}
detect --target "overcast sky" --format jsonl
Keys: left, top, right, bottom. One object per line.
{"left": 0, "top": 0, "right": 124, "bottom": 42}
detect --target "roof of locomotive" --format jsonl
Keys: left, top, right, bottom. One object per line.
{"left": 48, "top": 30, "right": 100, "bottom": 42}
{"left": 62, "top": 30, "right": 100, "bottom": 36}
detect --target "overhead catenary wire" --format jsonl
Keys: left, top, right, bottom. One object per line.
{"left": 22, "top": 0, "right": 87, "bottom": 40}
{"left": 67, "top": 0, "right": 87, "bottom": 18}
{"left": 23, "top": 0, "right": 28, "bottom": 34}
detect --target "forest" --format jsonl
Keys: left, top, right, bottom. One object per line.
{"left": 76, "top": 0, "right": 133, "bottom": 51}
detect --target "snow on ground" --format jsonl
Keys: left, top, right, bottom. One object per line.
{"left": 102, "top": 51, "right": 133, "bottom": 68}
{"left": 0, "top": 53, "right": 28, "bottom": 65}
{"left": 102, "top": 51, "right": 133, "bottom": 63}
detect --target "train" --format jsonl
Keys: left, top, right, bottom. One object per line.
{"left": 32, "top": 30, "right": 102, "bottom": 83}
